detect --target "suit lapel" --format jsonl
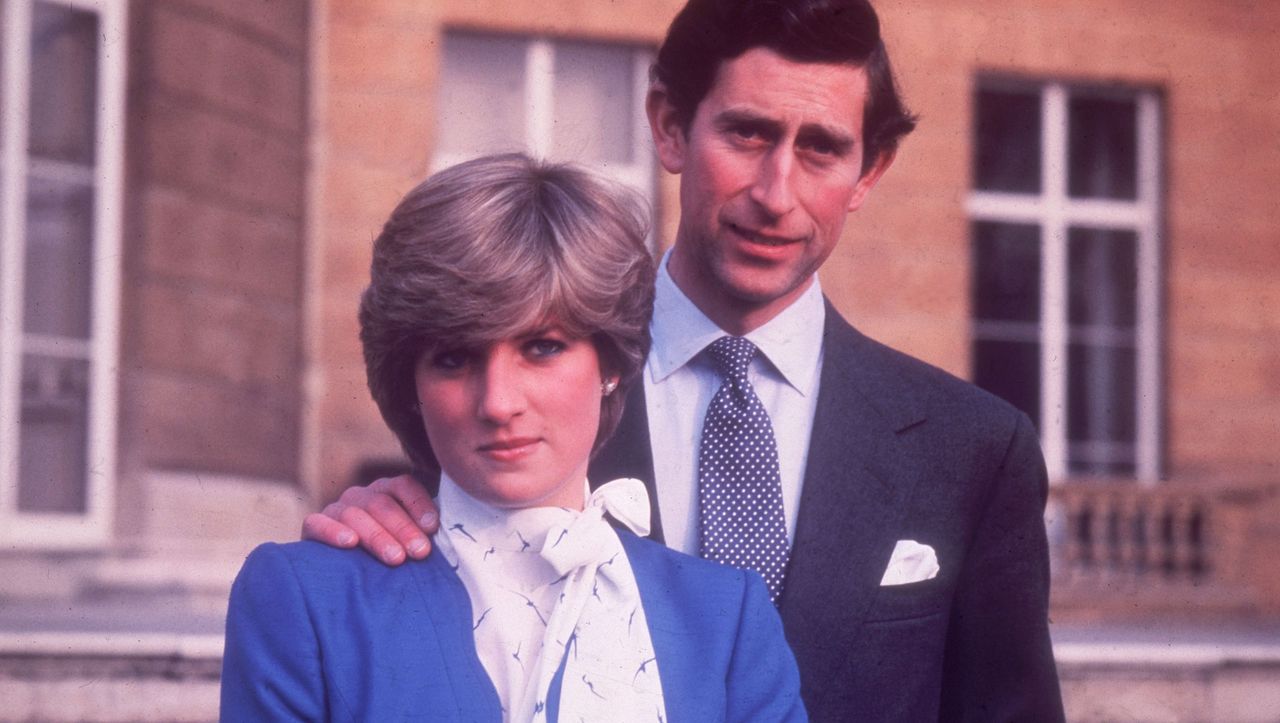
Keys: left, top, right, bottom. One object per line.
{"left": 589, "top": 381, "right": 664, "bottom": 542}
{"left": 780, "top": 303, "right": 929, "bottom": 704}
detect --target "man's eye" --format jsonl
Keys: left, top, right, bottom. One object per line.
{"left": 806, "top": 140, "right": 837, "bottom": 156}
{"left": 799, "top": 136, "right": 843, "bottom": 158}
{"left": 728, "top": 125, "right": 767, "bottom": 143}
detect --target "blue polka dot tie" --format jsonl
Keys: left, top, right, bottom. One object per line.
{"left": 698, "top": 336, "right": 791, "bottom": 605}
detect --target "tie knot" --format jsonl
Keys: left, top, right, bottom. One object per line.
{"left": 706, "top": 336, "right": 757, "bottom": 381}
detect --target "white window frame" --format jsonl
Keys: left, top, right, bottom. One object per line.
{"left": 967, "top": 80, "right": 1162, "bottom": 484}
{"left": 431, "top": 34, "right": 655, "bottom": 209}
{"left": 0, "top": 0, "right": 126, "bottom": 546}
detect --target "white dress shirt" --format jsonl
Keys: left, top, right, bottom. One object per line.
{"left": 644, "top": 252, "right": 825, "bottom": 556}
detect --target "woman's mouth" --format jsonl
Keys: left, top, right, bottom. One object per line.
{"left": 478, "top": 437, "right": 540, "bottom": 462}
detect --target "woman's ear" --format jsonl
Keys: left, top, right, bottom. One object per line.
{"left": 647, "top": 82, "right": 688, "bottom": 174}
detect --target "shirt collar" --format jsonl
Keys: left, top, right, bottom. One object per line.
{"left": 648, "top": 249, "right": 826, "bottom": 396}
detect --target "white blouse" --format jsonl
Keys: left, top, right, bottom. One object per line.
{"left": 434, "top": 474, "right": 667, "bottom": 723}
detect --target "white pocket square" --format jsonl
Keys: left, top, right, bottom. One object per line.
{"left": 879, "top": 540, "right": 939, "bottom": 586}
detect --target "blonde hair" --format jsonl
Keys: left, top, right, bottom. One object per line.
{"left": 360, "top": 154, "right": 655, "bottom": 474}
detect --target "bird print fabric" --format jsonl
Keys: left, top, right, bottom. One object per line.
{"left": 434, "top": 475, "right": 666, "bottom": 723}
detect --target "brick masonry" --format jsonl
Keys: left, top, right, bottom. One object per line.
{"left": 117, "top": 0, "right": 310, "bottom": 535}
{"left": 311, "top": 0, "right": 1280, "bottom": 495}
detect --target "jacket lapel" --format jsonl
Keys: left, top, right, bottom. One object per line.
{"left": 780, "top": 303, "right": 928, "bottom": 704}
{"left": 588, "top": 381, "right": 664, "bottom": 542}
{"left": 403, "top": 554, "right": 504, "bottom": 718}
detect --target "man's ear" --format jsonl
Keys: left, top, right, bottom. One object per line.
{"left": 647, "top": 82, "right": 688, "bottom": 174}
{"left": 847, "top": 149, "right": 896, "bottom": 212}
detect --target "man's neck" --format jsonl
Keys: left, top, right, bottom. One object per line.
{"left": 665, "top": 243, "right": 814, "bottom": 336}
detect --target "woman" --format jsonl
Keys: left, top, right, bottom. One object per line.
{"left": 220, "top": 154, "right": 805, "bottom": 722}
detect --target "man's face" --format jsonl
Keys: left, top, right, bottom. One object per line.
{"left": 651, "top": 47, "right": 892, "bottom": 333}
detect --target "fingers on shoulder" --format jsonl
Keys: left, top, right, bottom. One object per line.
{"left": 301, "top": 513, "right": 357, "bottom": 547}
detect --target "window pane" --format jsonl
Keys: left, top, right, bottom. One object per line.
{"left": 1068, "top": 226, "right": 1137, "bottom": 330}
{"left": 1067, "top": 442, "right": 1135, "bottom": 478}
{"left": 973, "top": 339, "right": 1041, "bottom": 427}
{"left": 972, "top": 221, "right": 1041, "bottom": 323}
{"left": 29, "top": 1, "right": 98, "bottom": 165}
{"left": 24, "top": 175, "right": 94, "bottom": 338}
{"left": 551, "top": 41, "right": 634, "bottom": 164}
{"left": 974, "top": 87, "right": 1040, "bottom": 193}
{"left": 18, "top": 354, "right": 89, "bottom": 513}
{"left": 1068, "top": 95, "right": 1137, "bottom": 200}
{"left": 1067, "top": 342, "right": 1136, "bottom": 465}
{"left": 437, "top": 34, "right": 526, "bottom": 156}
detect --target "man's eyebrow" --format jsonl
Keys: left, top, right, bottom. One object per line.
{"left": 714, "top": 108, "right": 857, "bottom": 154}
{"left": 797, "top": 124, "right": 856, "bottom": 155}
{"left": 713, "top": 108, "right": 782, "bottom": 133}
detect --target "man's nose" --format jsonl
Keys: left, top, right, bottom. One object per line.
{"left": 476, "top": 353, "right": 525, "bottom": 423}
{"left": 748, "top": 146, "right": 797, "bottom": 218}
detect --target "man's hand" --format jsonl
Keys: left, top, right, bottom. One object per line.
{"left": 301, "top": 474, "right": 438, "bottom": 566}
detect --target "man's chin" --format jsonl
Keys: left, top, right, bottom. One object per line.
{"left": 713, "top": 269, "right": 814, "bottom": 320}
{"left": 717, "top": 264, "right": 811, "bottom": 303}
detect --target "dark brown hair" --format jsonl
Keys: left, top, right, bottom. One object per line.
{"left": 653, "top": 0, "right": 917, "bottom": 174}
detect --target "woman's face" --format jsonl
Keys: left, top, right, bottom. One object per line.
{"left": 414, "top": 326, "right": 613, "bottom": 510}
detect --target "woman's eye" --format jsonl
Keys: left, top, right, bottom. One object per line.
{"left": 430, "top": 349, "right": 469, "bottom": 370}
{"left": 525, "top": 338, "right": 567, "bottom": 359}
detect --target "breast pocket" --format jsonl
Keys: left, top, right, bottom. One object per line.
{"left": 864, "top": 574, "right": 948, "bottom": 622}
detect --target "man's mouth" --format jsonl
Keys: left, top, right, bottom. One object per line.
{"left": 727, "top": 222, "right": 796, "bottom": 247}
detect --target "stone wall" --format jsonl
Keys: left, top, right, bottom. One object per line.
{"left": 117, "top": 0, "right": 311, "bottom": 539}
{"left": 305, "top": 0, "right": 687, "bottom": 499}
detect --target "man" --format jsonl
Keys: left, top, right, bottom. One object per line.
{"left": 304, "top": 0, "right": 1065, "bottom": 718}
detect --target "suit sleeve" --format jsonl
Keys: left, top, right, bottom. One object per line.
{"left": 724, "top": 572, "right": 808, "bottom": 722}
{"left": 220, "top": 543, "right": 328, "bottom": 722}
{"left": 939, "top": 412, "right": 1065, "bottom": 722}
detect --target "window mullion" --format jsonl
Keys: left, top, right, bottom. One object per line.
{"left": 629, "top": 47, "right": 657, "bottom": 248}
{"left": 1041, "top": 83, "right": 1069, "bottom": 482}
{"left": 0, "top": 0, "right": 35, "bottom": 523}
{"left": 524, "top": 39, "right": 554, "bottom": 158}
{"left": 85, "top": 0, "right": 126, "bottom": 531}
{"left": 1135, "top": 90, "right": 1162, "bottom": 483}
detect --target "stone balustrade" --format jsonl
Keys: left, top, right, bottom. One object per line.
{"left": 1048, "top": 477, "right": 1280, "bottom": 621}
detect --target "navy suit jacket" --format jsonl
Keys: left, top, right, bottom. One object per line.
{"left": 589, "top": 303, "right": 1065, "bottom": 721}
{"left": 221, "top": 533, "right": 806, "bottom": 722}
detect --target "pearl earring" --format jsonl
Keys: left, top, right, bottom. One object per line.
{"left": 601, "top": 379, "right": 618, "bottom": 396}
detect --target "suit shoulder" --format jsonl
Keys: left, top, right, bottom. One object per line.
{"left": 826, "top": 310, "right": 1028, "bottom": 431}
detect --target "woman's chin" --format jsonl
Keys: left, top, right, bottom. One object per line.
{"left": 454, "top": 474, "right": 584, "bottom": 511}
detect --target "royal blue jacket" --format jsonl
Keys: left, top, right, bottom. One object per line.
{"left": 221, "top": 532, "right": 806, "bottom": 722}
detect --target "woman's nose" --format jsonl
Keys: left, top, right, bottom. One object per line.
{"left": 475, "top": 353, "right": 525, "bottom": 423}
